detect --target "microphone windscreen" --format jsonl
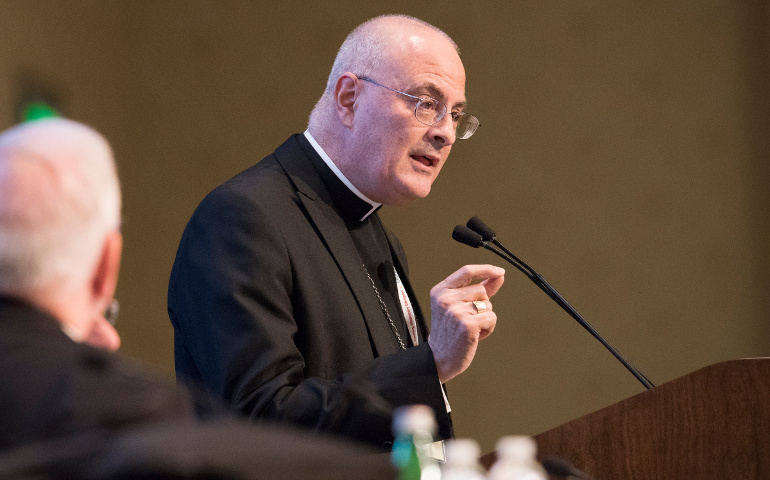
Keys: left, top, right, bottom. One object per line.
{"left": 452, "top": 225, "right": 484, "bottom": 248}
{"left": 466, "top": 216, "right": 496, "bottom": 241}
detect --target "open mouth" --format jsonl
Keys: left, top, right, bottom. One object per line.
{"left": 412, "top": 155, "right": 435, "bottom": 167}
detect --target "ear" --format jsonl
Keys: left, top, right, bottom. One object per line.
{"left": 91, "top": 231, "right": 123, "bottom": 315}
{"left": 333, "top": 73, "right": 360, "bottom": 128}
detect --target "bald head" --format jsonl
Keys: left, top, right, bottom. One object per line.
{"left": 0, "top": 119, "right": 122, "bottom": 350}
{"left": 325, "top": 16, "right": 457, "bottom": 93}
{"left": 309, "top": 15, "right": 460, "bottom": 131}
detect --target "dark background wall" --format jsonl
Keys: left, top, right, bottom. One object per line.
{"left": 2, "top": 1, "right": 767, "bottom": 453}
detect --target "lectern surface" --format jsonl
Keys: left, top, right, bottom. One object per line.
{"left": 533, "top": 358, "right": 770, "bottom": 480}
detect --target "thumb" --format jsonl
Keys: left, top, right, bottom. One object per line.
{"left": 481, "top": 274, "right": 505, "bottom": 298}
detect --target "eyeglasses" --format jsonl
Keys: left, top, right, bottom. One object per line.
{"left": 104, "top": 299, "right": 119, "bottom": 326}
{"left": 356, "top": 76, "right": 480, "bottom": 140}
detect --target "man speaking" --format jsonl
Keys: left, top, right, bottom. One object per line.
{"left": 168, "top": 14, "right": 505, "bottom": 448}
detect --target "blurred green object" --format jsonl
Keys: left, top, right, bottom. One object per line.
{"left": 21, "top": 101, "right": 60, "bottom": 121}
{"left": 392, "top": 439, "right": 421, "bottom": 480}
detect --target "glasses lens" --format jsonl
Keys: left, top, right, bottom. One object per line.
{"left": 415, "top": 96, "right": 445, "bottom": 126}
{"left": 455, "top": 114, "right": 479, "bottom": 140}
{"left": 104, "top": 299, "right": 120, "bottom": 326}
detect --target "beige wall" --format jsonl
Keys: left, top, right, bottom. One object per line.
{"left": 2, "top": 1, "right": 767, "bottom": 453}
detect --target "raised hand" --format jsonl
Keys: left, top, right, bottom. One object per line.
{"left": 427, "top": 264, "right": 505, "bottom": 383}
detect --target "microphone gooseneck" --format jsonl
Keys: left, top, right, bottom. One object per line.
{"left": 454, "top": 216, "right": 655, "bottom": 390}
{"left": 453, "top": 225, "right": 534, "bottom": 279}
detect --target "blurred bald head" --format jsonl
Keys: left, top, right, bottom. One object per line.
{"left": 0, "top": 118, "right": 122, "bottom": 350}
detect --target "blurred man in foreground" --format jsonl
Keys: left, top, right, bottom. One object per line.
{"left": 0, "top": 118, "right": 392, "bottom": 479}
{"left": 0, "top": 118, "right": 190, "bottom": 450}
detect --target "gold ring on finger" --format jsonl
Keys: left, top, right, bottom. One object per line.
{"left": 472, "top": 300, "right": 487, "bottom": 314}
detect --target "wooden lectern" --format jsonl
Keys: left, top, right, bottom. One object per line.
{"left": 481, "top": 358, "right": 770, "bottom": 479}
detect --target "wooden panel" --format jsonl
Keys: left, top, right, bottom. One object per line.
{"left": 531, "top": 359, "right": 770, "bottom": 479}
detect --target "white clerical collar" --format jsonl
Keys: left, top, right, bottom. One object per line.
{"left": 303, "top": 130, "right": 381, "bottom": 221}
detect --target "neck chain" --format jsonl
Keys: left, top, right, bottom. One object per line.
{"left": 364, "top": 266, "right": 406, "bottom": 350}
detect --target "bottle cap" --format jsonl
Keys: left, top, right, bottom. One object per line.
{"left": 495, "top": 435, "right": 537, "bottom": 461}
{"left": 444, "top": 438, "right": 481, "bottom": 466}
{"left": 392, "top": 405, "right": 437, "bottom": 435}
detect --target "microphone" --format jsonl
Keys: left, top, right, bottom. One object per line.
{"left": 466, "top": 216, "right": 496, "bottom": 241}
{"left": 454, "top": 216, "right": 655, "bottom": 390}
{"left": 452, "top": 225, "right": 537, "bottom": 280}
{"left": 451, "top": 225, "right": 484, "bottom": 248}
{"left": 541, "top": 456, "right": 597, "bottom": 480}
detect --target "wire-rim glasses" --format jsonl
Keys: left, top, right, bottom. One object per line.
{"left": 356, "top": 76, "right": 480, "bottom": 140}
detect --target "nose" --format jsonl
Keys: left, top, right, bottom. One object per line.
{"left": 428, "top": 113, "right": 456, "bottom": 147}
{"left": 84, "top": 317, "right": 121, "bottom": 352}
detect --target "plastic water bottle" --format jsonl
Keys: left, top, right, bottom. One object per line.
{"left": 391, "top": 405, "right": 441, "bottom": 480}
{"left": 487, "top": 436, "right": 547, "bottom": 480}
{"left": 442, "top": 438, "right": 485, "bottom": 480}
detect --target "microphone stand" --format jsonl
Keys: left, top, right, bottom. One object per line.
{"left": 455, "top": 223, "right": 655, "bottom": 390}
